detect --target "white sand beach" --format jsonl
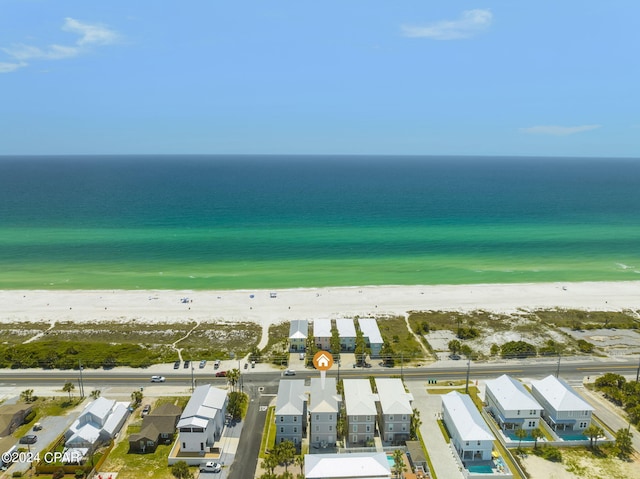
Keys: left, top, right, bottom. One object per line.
{"left": 1, "top": 281, "right": 639, "bottom": 328}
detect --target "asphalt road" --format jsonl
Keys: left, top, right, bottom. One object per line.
{"left": 0, "top": 357, "right": 638, "bottom": 388}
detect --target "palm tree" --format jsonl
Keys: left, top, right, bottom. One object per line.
{"left": 275, "top": 440, "right": 297, "bottom": 472}
{"left": 410, "top": 408, "right": 422, "bottom": 439}
{"left": 584, "top": 424, "right": 604, "bottom": 448}
{"left": 295, "top": 455, "right": 304, "bottom": 477}
{"left": 227, "top": 368, "right": 240, "bottom": 392}
{"left": 530, "top": 427, "right": 544, "bottom": 449}
{"left": 614, "top": 427, "right": 634, "bottom": 460}
{"left": 514, "top": 428, "right": 527, "bottom": 450}
{"left": 62, "top": 381, "right": 75, "bottom": 400}
{"left": 392, "top": 449, "right": 406, "bottom": 479}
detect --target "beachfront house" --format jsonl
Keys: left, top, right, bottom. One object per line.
{"left": 375, "top": 378, "right": 413, "bottom": 445}
{"left": 289, "top": 319, "right": 309, "bottom": 352}
{"left": 310, "top": 377, "right": 340, "bottom": 450}
{"left": 65, "top": 397, "right": 130, "bottom": 450}
{"left": 305, "top": 452, "right": 391, "bottom": 479}
{"left": 335, "top": 318, "right": 357, "bottom": 352}
{"left": 357, "top": 318, "right": 384, "bottom": 358}
{"left": 275, "top": 379, "right": 307, "bottom": 449}
{"left": 531, "top": 375, "right": 594, "bottom": 432}
{"left": 343, "top": 379, "right": 377, "bottom": 447}
{"left": 313, "top": 318, "right": 332, "bottom": 351}
{"left": 129, "top": 403, "right": 182, "bottom": 453}
{"left": 485, "top": 374, "right": 542, "bottom": 431}
{"left": 442, "top": 391, "right": 494, "bottom": 462}
{"left": 177, "top": 385, "right": 228, "bottom": 454}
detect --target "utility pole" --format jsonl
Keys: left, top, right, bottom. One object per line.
{"left": 78, "top": 360, "right": 85, "bottom": 398}
{"left": 465, "top": 358, "right": 471, "bottom": 394}
{"left": 556, "top": 353, "right": 561, "bottom": 378}
{"left": 191, "top": 361, "right": 195, "bottom": 392}
{"left": 400, "top": 352, "right": 404, "bottom": 381}
{"left": 636, "top": 354, "right": 640, "bottom": 383}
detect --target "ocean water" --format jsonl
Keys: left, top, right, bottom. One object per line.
{"left": 1, "top": 155, "right": 639, "bottom": 290}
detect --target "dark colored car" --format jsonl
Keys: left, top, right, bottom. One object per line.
{"left": 173, "top": 360, "right": 180, "bottom": 369}
{"left": 19, "top": 435, "right": 37, "bottom": 445}
{"left": 184, "top": 360, "right": 190, "bottom": 369}
{"left": 215, "top": 370, "right": 227, "bottom": 377}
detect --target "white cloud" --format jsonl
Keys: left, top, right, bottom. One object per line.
{"left": 62, "top": 17, "right": 119, "bottom": 46}
{"left": 520, "top": 125, "right": 601, "bottom": 136}
{"left": 0, "top": 61, "right": 26, "bottom": 73}
{"left": 401, "top": 9, "right": 493, "bottom": 40}
{"left": 0, "top": 18, "right": 119, "bottom": 73}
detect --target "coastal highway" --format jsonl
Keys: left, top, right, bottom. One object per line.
{"left": 1, "top": 358, "right": 638, "bottom": 388}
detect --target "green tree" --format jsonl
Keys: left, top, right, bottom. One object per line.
{"left": 295, "top": 455, "right": 304, "bottom": 477}
{"left": 171, "top": 460, "right": 193, "bottom": 479}
{"left": 515, "top": 428, "right": 527, "bottom": 450}
{"left": 306, "top": 332, "right": 318, "bottom": 368}
{"left": 392, "top": 449, "right": 407, "bottom": 478}
{"left": 354, "top": 328, "right": 368, "bottom": 366}
{"left": 584, "top": 424, "right": 604, "bottom": 448}
{"left": 614, "top": 427, "right": 633, "bottom": 460}
{"left": 63, "top": 381, "right": 75, "bottom": 400}
{"left": 131, "top": 389, "right": 143, "bottom": 407}
{"left": 228, "top": 391, "right": 248, "bottom": 419}
{"left": 380, "top": 342, "right": 395, "bottom": 367}
{"left": 410, "top": 408, "right": 422, "bottom": 440}
{"left": 274, "top": 440, "right": 297, "bottom": 472}
{"left": 261, "top": 453, "right": 279, "bottom": 476}
{"left": 460, "top": 344, "right": 473, "bottom": 359}
{"left": 330, "top": 325, "right": 341, "bottom": 355}
{"left": 448, "top": 339, "right": 461, "bottom": 356}
{"left": 530, "top": 427, "right": 544, "bottom": 449}
{"left": 20, "top": 389, "right": 35, "bottom": 403}
{"left": 90, "top": 389, "right": 101, "bottom": 399}
{"left": 490, "top": 344, "right": 500, "bottom": 356}
{"left": 227, "top": 368, "right": 240, "bottom": 392}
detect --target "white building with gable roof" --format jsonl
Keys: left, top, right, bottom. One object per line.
{"left": 275, "top": 379, "right": 307, "bottom": 448}
{"left": 310, "top": 377, "right": 340, "bottom": 449}
{"left": 289, "top": 319, "right": 309, "bottom": 352}
{"left": 177, "top": 384, "right": 228, "bottom": 453}
{"left": 305, "top": 452, "right": 391, "bottom": 479}
{"left": 313, "top": 318, "right": 333, "bottom": 351}
{"left": 357, "top": 318, "right": 383, "bottom": 358}
{"left": 485, "top": 374, "right": 542, "bottom": 431}
{"left": 442, "top": 391, "right": 494, "bottom": 462}
{"left": 531, "top": 375, "right": 594, "bottom": 432}
{"left": 65, "top": 397, "right": 130, "bottom": 450}
{"left": 335, "top": 318, "right": 356, "bottom": 352}
{"left": 375, "top": 378, "right": 413, "bottom": 445}
{"left": 343, "top": 379, "right": 377, "bottom": 447}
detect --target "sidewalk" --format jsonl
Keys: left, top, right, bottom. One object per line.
{"left": 405, "top": 380, "right": 464, "bottom": 479}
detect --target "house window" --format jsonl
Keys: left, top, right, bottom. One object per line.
{"left": 366, "top": 415, "right": 371, "bottom": 421}
{"left": 366, "top": 425, "right": 371, "bottom": 432}
{"left": 329, "top": 426, "right": 333, "bottom": 431}
{"left": 294, "top": 427, "right": 297, "bottom": 433}
{"left": 402, "top": 415, "right": 407, "bottom": 421}
{"left": 280, "top": 427, "right": 284, "bottom": 433}
{"left": 352, "top": 435, "right": 357, "bottom": 443}
{"left": 316, "top": 426, "right": 319, "bottom": 432}
{"left": 402, "top": 425, "right": 406, "bottom": 431}
{"left": 390, "top": 415, "right": 394, "bottom": 421}
{"left": 280, "top": 416, "right": 284, "bottom": 422}
{"left": 466, "top": 442, "right": 469, "bottom": 446}
{"left": 517, "top": 410, "right": 521, "bottom": 415}
{"left": 477, "top": 441, "right": 481, "bottom": 446}
{"left": 200, "top": 443, "right": 204, "bottom": 451}
{"left": 294, "top": 416, "right": 297, "bottom": 422}
{"left": 182, "top": 442, "right": 186, "bottom": 449}
{"left": 316, "top": 415, "right": 320, "bottom": 421}
{"left": 353, "top": 425, "right": 357, "bottom": 433}
{"left": 329, "top": 414, "right": 333, "bottom": 420}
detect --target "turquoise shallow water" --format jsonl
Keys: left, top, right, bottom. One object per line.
{"left": 1, "top": 155, "right": 639, "bottom": 289}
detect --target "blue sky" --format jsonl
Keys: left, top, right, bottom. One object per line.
{"left": 1, "top": 1, "right": 639, "bottom": 157}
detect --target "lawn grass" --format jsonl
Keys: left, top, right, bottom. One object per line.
{"left": 101, "top": 439, "right": 179, "bottom": 479}
{"left": 436, "top": 419, "right": 451, "bottom": 444}
{"left": 416, "top": 427, "right": 438, "bottom": 479}
{"left": 376, "top": 315, "right": 424, "bottom": 361}
{"left": 259, "top": 406, "right": 275, "bottom": 458}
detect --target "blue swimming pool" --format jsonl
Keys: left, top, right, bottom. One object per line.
{"left": 467, "top": 465, "right": 493, "bottom": 473}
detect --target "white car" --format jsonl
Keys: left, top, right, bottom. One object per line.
{"left": 200, "top": 461, "right": 222, "bottom": 473}
{"left": 150, "top": 375, "right": 166, "bottom": 382}
{"left": 283, "top": 369, "right": 296, "bottom": 376}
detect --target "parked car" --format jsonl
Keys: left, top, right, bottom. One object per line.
{"left": 243, "top": 362, "right": 248, "bottom": 369}
{"left": 19, "top": 435, "right": 37, "bottom": 445}
{"left": 141, "top": 404, "right": 151, "bottom": 416}
{"left": 215, "top": 370, "right": 227, "bottom": 377}
{"left": 32, "top": 423, "right": 43, "bottom": 431}
{"left": 200, "top": 461, "right": 221, "bottom": 473}
{"left": 184, "top": 360, "right": 190, "bottom": 369}
{"left": 151, "top": 375, "right": 166, "bottom": 382}
{"left": 213, "top": 360, "right": 220, "bottom": 369}
{"left": 283, "top": 369, "right": 296, "bottom": 376}
{"left": 299, "top": 353, "right": 305, "bottom": 360}
{"left": 173, "top": 360, "right": 180, "bottom": 369}
{"left": 199, "top": 359, "right": 207, "bottom": 369}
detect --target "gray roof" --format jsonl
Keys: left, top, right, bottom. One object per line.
{"left": 313, "top": 318, "right": 332, "bottom": 338}
{"left": 335, "top": 318, "right": 356, "bottom": 338}
{"left": 485, "top": 374, "right": 542, "bottom": 411}
{"left": 310, "top": 377, "right": 339, "bottom": 414}
{"left": 375, "top": 378, "right": 413, "bottom": 415}
{"left": 343, "top": 379, "right": 377, "bottom": 416}
{"left": 531, "top": 375, "right": 594, "bottom": 412}
{"left": 289, "top": 319, "right": 309, "bottom": 340}
{"left": 442, "top": 391, "right": 494, "bottom": 442}
{"left": 177, "top": 385, "right": 227, "bottom": 428}
{"left": 357, "top": 318, "right": 383, "bottom": 344}
{"left": 275, "top": 379, "right": 307, "bottom": 416}
{"left": 305, "top": 452, "right": 390, "bottom": 479}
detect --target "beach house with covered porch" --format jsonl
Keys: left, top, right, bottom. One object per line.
{"left": 289, "top": 319, "right": 309, "bottom": 352}
{"left": 531, "top": 375, "right": 594, "bottom": 432}
{"left": 485, "top": 374, "right": 542, "bottom": 432}
{"left": 442, "top": 391, "right": 494, "bottom": 462}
